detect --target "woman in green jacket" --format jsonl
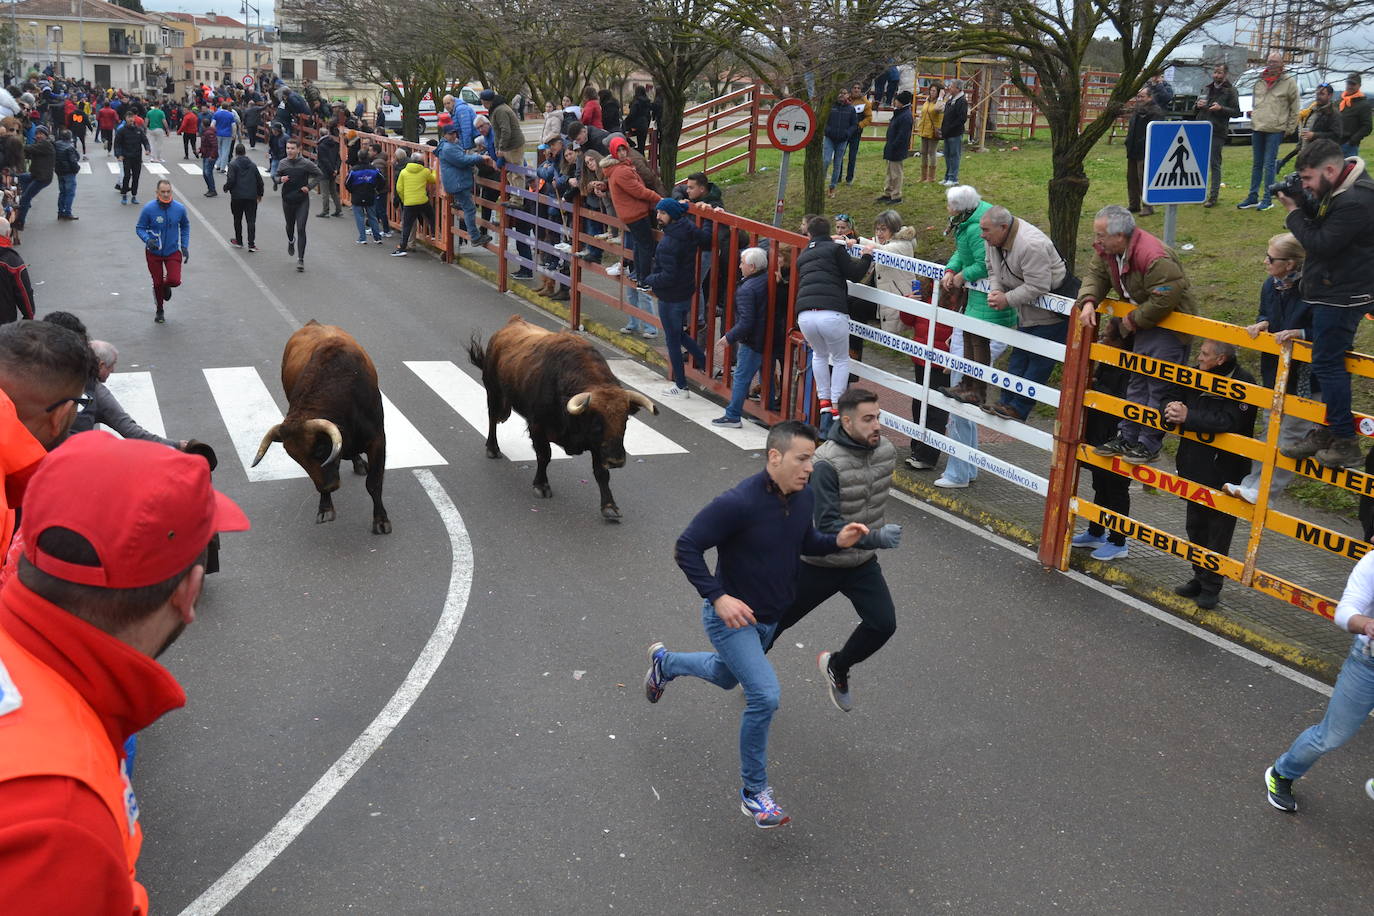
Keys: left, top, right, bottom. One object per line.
{"left": 938, "top": 185, "right": 1015, "bottom": 404}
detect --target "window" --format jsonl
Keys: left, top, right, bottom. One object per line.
{"left": 302, "top": 58, "right": 317, "bottom": 81}
{"left": 108, "top": 29, "right": 129, "bottom": 55}
{"left": 194, "top": 49, "right": 200, "bottom": 60}
{"left": 280, "top": 58, "right": 294, "bottom": 79}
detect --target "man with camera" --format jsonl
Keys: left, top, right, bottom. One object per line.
{"left": 1277, "top": 139, "right": 1374, "bottom": 469}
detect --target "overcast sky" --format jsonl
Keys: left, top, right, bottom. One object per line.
{"left": 139, "top": 1, "right": 277, "bottom": 24}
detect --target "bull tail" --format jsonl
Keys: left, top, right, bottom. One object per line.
{"left": 466, "top": 333, "right": 487, "bottom": 373}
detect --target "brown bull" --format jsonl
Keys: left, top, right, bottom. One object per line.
{"left": 467, "top": 316, "right": 657, "bottom": 520}
{"left": 253, "top": 320, "right": 391, "bottom": 534}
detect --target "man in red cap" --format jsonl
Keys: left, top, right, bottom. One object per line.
{"left": 0, "top": 432, "right": 250, "bottom": 913}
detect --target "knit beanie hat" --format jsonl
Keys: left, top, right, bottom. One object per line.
{"left": 655, "top": 198, "right": 688, "bottom": 220}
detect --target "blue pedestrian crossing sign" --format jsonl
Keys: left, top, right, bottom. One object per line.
{"left": 1143, "top": 121, "right": 1212, "bottom": 205}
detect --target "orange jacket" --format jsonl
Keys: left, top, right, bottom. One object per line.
{"left": 604, "top": 158, "right": 661, "bottom": 226}
{"left": 0, "top": 389, "right": 46, "bottom": 577}
{"left": 0, "top": 579, "right": 187, "bottom": 915}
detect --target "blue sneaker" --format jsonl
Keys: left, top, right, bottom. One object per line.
{"left": 1257, "top": 200, "right": 1274, "bottom": 212}
{"left": 1071, "top": 530, "right": 1108, "bottom": 549}
{"left": 644, "top": 641, "right": 668, "bottom": 703}
{"left": 740, "top": 786, "right": 790, "bottom": 828}
{"left": 1091, "top": 541, "right": 1129, "bottom": 561}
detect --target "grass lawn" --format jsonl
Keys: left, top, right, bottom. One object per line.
{"left": 706, "top": 133, "right": 1372, "bottom": 516}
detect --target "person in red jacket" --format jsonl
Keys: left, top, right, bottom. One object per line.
{"left": 601, "top": 135, "right": 661, "bottom": 282}
{"left": 178, "top": 107, "right": 199, "bottom": 160}
{"left": 0, "top": 432, "right": 249, "bottom": 915}
{"left": 94, "top": 102, "right": 118, "bottom": 153}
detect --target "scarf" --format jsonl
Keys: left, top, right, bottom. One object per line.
{"left": 1341, "top": 89, "right": 1365, "bottom": 111}
{"left": 944, "top": 208, "right": 974, "bottom": 237}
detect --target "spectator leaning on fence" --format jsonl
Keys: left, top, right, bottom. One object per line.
{"left": 1079, "top": 204, "right": 1197, "bottom": 466}
{"left": 938, "top": 184, "right": 1009, "bottom": 407}
{"left": 1276, "top": 138, "right": 1374, "bottom": 470}
{"left": 1160, "top": 340, "right": 1257, "bottom": 609}
{"left": 1195, "top": 63, "right": 1240, "bottom": 208}
{"left": 712, "top": 247, "right": 770, "bottom": 429}
{"left": 978, "top": 205, "right": 1068, "bottom": 423}
{"left": 876, "top": 90, "right": 913, "bottom": 205}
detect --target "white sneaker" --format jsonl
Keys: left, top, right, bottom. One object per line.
{"left": 662, "top": 386, "right": 689, "bottom": 399}
{"left": 554, "top": 242, "right": 573, "bottom": 253}
{"left": 933, "top": 476, "right": 968, "bottom": 489}
{"left": 606, "top": 263, "right": 623, "bottom": 276}
{"left": 1222, "top": 482, "right": 1259, "bottom": 504}
{"left": 595, "top": 231, "right": 613, "bottom": 239}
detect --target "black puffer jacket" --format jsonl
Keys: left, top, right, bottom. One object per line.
{"left": 824, "top": 102, "right": 857, "bottom": 143}
{"left": 1285, "top": 159, "right": 1374, "bottom": 309}
{"left": 23, "top": 137, "right": 55, "bottom": 182}
{"left": 794, "top": 238, "right": 872, "bottom": 315}
{"left": 1167, "top": 358, "right": 1257, "bottom": 487}
{"left": 224, "top": 154, "right": 264, "bottom": 199}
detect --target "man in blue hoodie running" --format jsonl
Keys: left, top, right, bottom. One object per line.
{"left": 134, "top": 179, "right": 190, "bottom": 323}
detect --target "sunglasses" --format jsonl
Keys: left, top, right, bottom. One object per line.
{"left": 834, "top": 214, "right": 851, "bottom": 224}
{"left": 44, "top": 395, "right": 93, "bottom": 413}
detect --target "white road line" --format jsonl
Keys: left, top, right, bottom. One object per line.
{"left": 179, "top": 162, "right": 201, "bottom": 175}
{"left": 178, "top": 469, "right": 474, "bottom": 916}
{"left": 378, "top": 392, "right": 447, "bottom": 470}
{"left": 203, "top": 366, "right": 305, "bottom": 481}
{"left": 106, "top": 162, "right": 121, "bottom": 174}
{"left": 79, "top": 161, "right": 91, "bottom": 174}
{"left": 623, "top": 415, "right": 687, "bottom": 455}
{"left": 101, "top": 372, "right": 167, "bottom": 439}
{"left": 608, "top": 357, "right": 768, "bottom": 450}
{"left": 146, "top": 163, "right": 169, "bottom": 175}
{"left": 258, "top": 166, "right": 271, "bottom": 178}
{"left": 888, "top": 489, "right": 1333, "bottom": 697}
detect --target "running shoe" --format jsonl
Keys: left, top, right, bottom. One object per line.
{"left": 1265, "top": 766, "right": 1297, "bottom": 812}
{"left": 817, "top": 651, "right": 852, "bottom": 712}
{"left": 739, "top": 786, "right": 790, "bottom": 828}
{"left": 644, "top": 642, "right": 668, "bottom": 703}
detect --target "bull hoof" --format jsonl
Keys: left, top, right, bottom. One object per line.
{"left": 485, "top": 447, "right": 502, "bottom": 460}
{"left": 601, "top": 504, "right": 622, "bottom": 522}
{"left": 352, "top": 456, "right": 369, "bottom": 476}
{"left": 533, "top": 484, "right": 553, "bottom": 499}
{"left": 315, "top": 509, "right": 336, "bottom": 524}
{"left": 372, "top": 518, "right": 392, "bottom": 535}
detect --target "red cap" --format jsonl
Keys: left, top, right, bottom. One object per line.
{"left": 22, "top": 433, "right": 250, "bottom": 588}
{"left": 437, "top": 112, "right": 452, "bottom": 125}
{"left": 608, "top": 136, "right": 628, "bottom": 157}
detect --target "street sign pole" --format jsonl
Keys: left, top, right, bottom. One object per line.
{"left": 1143, "top": 120, "right": 1211, "bottom": 249}
{"left": 1163, "top": 204, "right": 1178, "bottom": 248}
{"left": 773, "top": 151, "right": 790, "bottom": 228}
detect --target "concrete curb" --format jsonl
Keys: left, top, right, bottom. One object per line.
{"left": 452, "top": 252, "right": 1338, "bottom": 684}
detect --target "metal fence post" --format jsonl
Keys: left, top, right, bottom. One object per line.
{"left": 496, "top": 165, "right": 508, "bottom": 293}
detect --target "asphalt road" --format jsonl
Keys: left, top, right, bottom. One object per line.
{"left": 20, "top": 141, "right": 1374, "bottom": 915}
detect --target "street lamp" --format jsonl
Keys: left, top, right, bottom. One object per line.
{"left": 47, "top": 25, "right": 61, "bottom": 77}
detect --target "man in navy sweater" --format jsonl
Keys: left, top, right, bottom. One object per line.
{"left": 644, "top": 420, "right": 869, "bottom": 828}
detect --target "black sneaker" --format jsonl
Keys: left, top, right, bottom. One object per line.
{"left": 296, "top": 260, "right": 305, "bottom": 272}
{"left": 162, "top": 287, "right": 172, "bottom": 302}
{"left": 1120, "top": 442, "right": 1159, "bottom": 465}
{"left": 1266, "top": 766, "right": 1297, "bottom": 812}
{"left": 817, "top": 651, "right": 852, "bottom": 712}
{"left": 287, "top": 240, "right": 295, "bottom": 257}
{"left": 1092, "top": 434, "right": 1130, "bottom": 457}
{"left": 1174, "top": 579, "right": 1202, "bottom": 598}
{"left": 644, "top": 642, "right": 668, "bottom": 703}
{"left": 512, "top": 268, "right": 534, "bottom": 279}
{"left": 154, "top": 307, "right": 165, "bottom": 324}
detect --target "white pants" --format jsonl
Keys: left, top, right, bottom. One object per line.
{"left": 148, "top": 130, "right": 162, "bottom": 161}
{"left": 798, "top": 308, "right": 850, "bottom": 404}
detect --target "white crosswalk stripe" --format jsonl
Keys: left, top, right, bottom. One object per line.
{"left": 608, "top": 358, "right": 768, "bottom": 449}
{"left": 258, "top": 167, "right": 271, "bottom": 178}
{"left": 179, "top": 163, "right": 201, "bottom": 175}
{"left": 79, "top": 162, "right": 92, "bottom": 174}
{"left": 101, "top": 372, "right": 167, "bottom": 439}
{"left": 377, "top": 392, "right": 448, "bottom": 470}
{"left": 404, "top": 360, "right": 687, "bottom": 460}
{"left": 107, "top": 162, "right": 121, "bottom": 174}
{"left": 146, "top": 163, "right": 169, "bottom": 175}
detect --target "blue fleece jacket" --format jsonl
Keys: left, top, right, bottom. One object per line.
{"left": 724, "top": 270, "right": 769, "bottom": 351}
{"left": 675, "top": 470, "right": 839, "bottom": 624}
{"left": 135, "top": 198, "right": 190, "bottom": 256}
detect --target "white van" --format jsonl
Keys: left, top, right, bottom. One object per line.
{"left": 1230, "top": 67, "right": 1327, "bottom": 142}
{"left": 378, "top": 83, "right": 485, "bottom": 135}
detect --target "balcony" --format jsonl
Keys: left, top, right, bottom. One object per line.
{"left": 144, "top": 43, "right": 158, "bottom": 56}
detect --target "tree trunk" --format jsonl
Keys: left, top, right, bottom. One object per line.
{"left": 1047, "top": 131, "right": 1090, "bottom": 274}
{"left": 802, "top": 128, "right": 825, "bottom": 217}
{"left": 656, "top": 84, "right": 687, "bottom": 189}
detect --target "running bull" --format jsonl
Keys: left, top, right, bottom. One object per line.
{"left": 468, "top": 316, "right": 657, "bottom": 520}
{"left": 253, "top": 320, "right": 391, "bottom": 534}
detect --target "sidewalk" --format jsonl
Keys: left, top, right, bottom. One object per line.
{"left": 453, "top": 239, "right": 1356, "bottom": 682}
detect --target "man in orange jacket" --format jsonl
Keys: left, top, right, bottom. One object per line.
{"left": 0, "top": 432, "right": 249, "bottom": 914}
{"left": 0, "top": 321, "right": 92, "bottom": 576}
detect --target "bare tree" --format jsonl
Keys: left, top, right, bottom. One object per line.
{"left": 931, "top": 0, "right": 1240, "bottom": 269}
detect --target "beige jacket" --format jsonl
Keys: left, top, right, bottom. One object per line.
{"left": 1250, "top": 72, "right": 1300, "bottom": 135}
{"left": 986, "top": 218, "right": 1067, "bottom": 328}
{"left": 871, "top": 227, "right": 918, "bottom": 333}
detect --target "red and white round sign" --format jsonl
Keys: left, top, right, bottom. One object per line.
{"left": 767, "top": 98, "right": 816, "bottom": 153}
{"left": 241, "top": 74, "right": 254, "bottom": 88}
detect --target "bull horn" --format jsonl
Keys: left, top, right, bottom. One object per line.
{"left": 626, "top": 390, "right": 657, "bottom": 415}
{"left": 566, "top": 392, "right": 593, "bottom": 415}
{"left": 304, "top": 419, "right": 344, "bottom": 466}
{"left": 251, "top": 424, "right": 282, "bottom": 467}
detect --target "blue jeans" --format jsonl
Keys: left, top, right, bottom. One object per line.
{"left": 202, "top": 157, "right": 216, "bottom": 193}
{"left": 724, "top": 344, "right": 764, "bottom": 421}
{"left": 1310, "top": 304, "right": 1364, "bottom": 438}
{"left": 997, "top": 320, "right": 1068, "bottom": 419}
{"left": 1275, "top": 639, "right": 1374, "bottom": 780}
{"left": 16, "top": 173, "right": 49, "bottom": 224}
{"left": 942, "top": 413, "right": 979, "bottom": 485}
{"left": 372, "top": 194, "right": 390, "bottom": 232}
{"left": 1342, "top": 143, "right": 1361, "bottom": 159}
{"left": 216, "top": 135, "right": 232, "bottom": 170}
{"left": 452, "top": 188, "right": 479, "bottom": 242}
{"left": 1247, "top": 130, "right": 1283, "bottom": 201}
{"left": 822, "top": 136, "right": 848, "bottom": 188}
{"left": 624, "top": 286, "right": 656, "bottom": 336}
{"left": 659, "top": 600, "right": 781, "bottom": 793}
{"left": 56, "top": 173, "right": 76, "bottom": 216}
{"left": 352, "top": 203, "right": 381, "bottom": 241}
{"left": 943, "top": 135, "right": 963, "bottom": 181}
{"left": 659, "top": 299, "right": 706, "bottom": 388}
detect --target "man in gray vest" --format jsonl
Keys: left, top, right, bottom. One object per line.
{"left": 767, "top": 387, "right": 903, "bottom": 711}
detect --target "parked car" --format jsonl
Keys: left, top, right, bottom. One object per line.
{"left": 378, "top": 83, "right": 486, "bottom": 135}
{"left": 1229, "top": 66, "right": 1326, "bottom": 142}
